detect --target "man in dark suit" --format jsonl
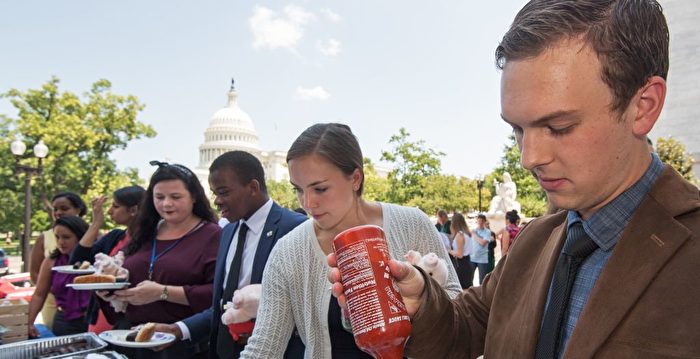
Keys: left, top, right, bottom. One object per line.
{"left": 156, "top": 151, "right": 307, "bottom": 358}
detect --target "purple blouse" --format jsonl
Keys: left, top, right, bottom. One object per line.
{"left": 105, "top": 222, "right": 221, "bottom": 325}
{"left": 51, "top": 254, "right": 91, "bottom": 321}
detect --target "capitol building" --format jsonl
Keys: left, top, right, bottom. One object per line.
{"left": 193, "top": 82, "right": 288, "bottom": 194}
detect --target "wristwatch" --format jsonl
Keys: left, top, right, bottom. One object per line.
{"left": 160, "top": 285, "right": 169, "bottom": 301}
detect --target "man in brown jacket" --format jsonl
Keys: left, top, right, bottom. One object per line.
{"left": 327, "top": 0, "right": 700, "bottom": 358}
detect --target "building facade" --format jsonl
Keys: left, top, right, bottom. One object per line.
{"left": 193, "top": 83, "right": 288, "bottom": 194}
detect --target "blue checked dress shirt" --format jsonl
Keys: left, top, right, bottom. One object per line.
{"left": 544, "top": 153, "right": 664, "bottom": 358}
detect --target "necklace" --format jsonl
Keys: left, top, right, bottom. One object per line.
{"left": 148, "top": 220, "right": 203, "bottom": 280}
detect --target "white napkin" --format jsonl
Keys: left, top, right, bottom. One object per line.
{"left": 94, "top": 252, "right": 129, "bottom": 312}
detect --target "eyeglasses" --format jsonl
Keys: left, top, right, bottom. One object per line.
{"left": 149, "top": 160, "right": 194, "bottom": 179}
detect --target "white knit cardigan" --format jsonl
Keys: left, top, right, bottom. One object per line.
{"left": 240, "top": 202, "right": 462, "bottom": 358}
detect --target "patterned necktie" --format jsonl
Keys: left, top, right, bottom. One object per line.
{"left": 535, "top": 222, "right": 598, "bottom": 359}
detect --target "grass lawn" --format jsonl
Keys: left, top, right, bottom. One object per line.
{"left": 1, "top": 239, "right": 37, "bottom": 256}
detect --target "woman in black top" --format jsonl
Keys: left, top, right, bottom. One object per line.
{"left": 70, "top": 185, "right": 145, "bottom": 332}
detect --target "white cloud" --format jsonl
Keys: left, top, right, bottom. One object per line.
{"left": 249, "top": 5, "right": 315, "bottom": 51}
{"left": 318, "top": 38, "right": 342, "bottom": 56}
{"left": 295, "top": 86, "right": 330, "bottom": 101}
{"left": 321, "top": 8, "right": 341, "bottom": 22}
{"left": 285, "top": 4, "right": 315, "bottom": 24}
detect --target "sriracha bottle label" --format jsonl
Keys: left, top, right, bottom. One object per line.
{"left": 334, "top": 225, "right": 411, "bottom": 359}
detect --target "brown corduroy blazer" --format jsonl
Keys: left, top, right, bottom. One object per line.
{"left": 406, "top": 166, "right": 700, "bottom": 359}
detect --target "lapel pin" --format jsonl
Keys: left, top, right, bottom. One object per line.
{"left": 266, "top": 230, "right": 273, "bottom": 237}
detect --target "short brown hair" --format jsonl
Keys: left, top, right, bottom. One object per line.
{"left": 287, "top": 123, "right": 365, "bottom": 195}
{"left": 496, "top": 0, "right": 669, "bottom": 113}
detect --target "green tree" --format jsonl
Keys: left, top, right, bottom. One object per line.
{"left": 409, "top": 175, "right": 488, "bottom": 215}
{"left": 362, "top": 157, "right": 390, "bottom": 203}
{"left": 655, "top": 136, "right": 697, "bottom": 184}
{"left": 460, "top": 177, "right": 491, "bottom": 214}
{"left": 0, "top": 114, "right": 22, "bottom": 232}
{"left": 1, "top": 77, "right": 156, "bottom": 233}
{"left": 491, "top": 134, "right": 547, "bottom": 217}
{"left": 266, "top": 180, "right": 300, "bottom": 210}
{"left": 380, "top": 128, "right": 444, "bottom": 205}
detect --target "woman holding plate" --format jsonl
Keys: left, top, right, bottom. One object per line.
{"left": 28, "top": 216, "right": 91, "bottom": 337}
{"left": 70, "top": 185, "right": 145, "bottom": 334}
{"left": 29, "top": 191, "right": 87, "bottom": 331}
{"left": 98, "top": 161, "right": 220, "bottom": 359}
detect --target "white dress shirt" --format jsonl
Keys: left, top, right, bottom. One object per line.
{"left": 177, "top": 199, "right": 273, "bottom": 340}
{"left": 222, "top": 198, "right": 273, "bottom": 290}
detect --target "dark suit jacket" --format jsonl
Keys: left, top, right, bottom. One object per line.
{"left": 183, "top": 202, "right": 307, "bottom": 358}
{"left": 407, "top": 166, "right": 700, "bottom": 358}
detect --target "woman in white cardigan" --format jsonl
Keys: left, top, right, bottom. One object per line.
{"left": 240, "top": 123, "right": 461, "bottom": 358}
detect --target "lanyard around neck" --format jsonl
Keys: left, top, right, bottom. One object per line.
{"left": 148, "top": 220, "right": 203, "bottom": 281}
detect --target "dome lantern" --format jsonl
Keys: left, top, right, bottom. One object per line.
{"left": 198, "top": 80, "right": 260, "bottom": 169}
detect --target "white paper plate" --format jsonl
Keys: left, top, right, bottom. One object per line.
{"left": 52, "top": 265, "right": 96, "bottom": 275}
{"left": 99, "top": 330, "right": 176, "bottom": 348}
{"left": 66, "top": 282, "right": 130, "bottom": 290}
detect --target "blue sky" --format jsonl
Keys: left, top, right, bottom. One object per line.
{"left": 1, "top": 0, "right": 529, "bottom": 180}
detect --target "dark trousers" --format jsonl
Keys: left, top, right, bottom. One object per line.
{"left": 450, "top": 255, "right": 474, "bottom": 289}
{"left": 52, "top": 311, "right": 87, "bottom": 337}
{"left": 472, "top": 262, "right": 490, "bottom": 285}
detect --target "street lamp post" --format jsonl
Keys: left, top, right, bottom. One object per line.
{"left": 476, "top": 175, "right": 485, "bottom": 214}
{"left": 11, "top": 139, "right": 49, "bottom": 272}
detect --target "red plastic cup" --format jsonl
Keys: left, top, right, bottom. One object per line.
{"left": 227, "top": 320, "right": 255, "bottom": 341}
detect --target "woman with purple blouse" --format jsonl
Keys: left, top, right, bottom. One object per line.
{"left": 99, "top": 161, "right": 220, "bottom": 359}
{"left": 28, "top": 216, "right": 91, "bottom": 337}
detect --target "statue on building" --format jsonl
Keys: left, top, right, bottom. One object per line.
{"left": 488, "top": 172, "right": 521, "bottom": 215}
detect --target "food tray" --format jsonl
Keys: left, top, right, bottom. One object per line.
{"left": 0, "top": 332, "right": 108, "bottom": 359}
{"left": 64, "top": 351, "right": 127, "bottom": 359}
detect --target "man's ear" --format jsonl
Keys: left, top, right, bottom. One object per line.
{"left": 630, "top": 75, "right": 666, "bottom": 136}
{"left": 249, "top": 179, "right": 261, "bottom": 196}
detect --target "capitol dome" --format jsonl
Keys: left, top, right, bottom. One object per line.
{"left": 198, "top": 83, "right": 261, "bottom": 168}
{"left": 194, "top": 80, "right": 290, "bottom": 195}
